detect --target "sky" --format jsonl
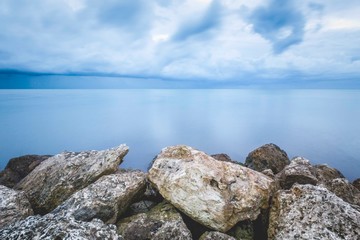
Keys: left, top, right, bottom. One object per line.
{"left": 0, "top": 0, "right": 360, "bottom": 87}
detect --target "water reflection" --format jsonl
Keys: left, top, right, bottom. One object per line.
{"left": 0, "top": 89, "right": 359, "bottom": 180}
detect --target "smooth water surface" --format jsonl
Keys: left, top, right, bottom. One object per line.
{"left": 1, "top": 89, "right": 359, "bottom": 180}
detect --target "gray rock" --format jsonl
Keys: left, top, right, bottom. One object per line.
{"left": 0, "top": 214, "right": 121, "bottom": 240}
{"left": 0, "top": 155, "right": 51, "bottom": 188}
{"left": 117, "top": 201, "right": 192, "bottom": 240}
{"left": 245, "top": 143, "right": 290, "bottom": 174}
{"left": 51, "top": 170, "right": 147, "bottom": 223}
{"left": 211, "top": 154, "right": 243, "bottom": 165}
{"left": 149, "top": 145, "right": 275, "bottom": 232}
{"left": 353, "top": 178, "right": 360, "bottom": 191}
{"left": 314, "top": 164, "right": 345, "bottom": 184}
{"left": 0, "top": 185, "right": 33, "bottom": 229}
{"left": 15, "top": 144, "right": 129, "bottom": 214}
{"left": 268, "top": 184, "right": 360, "bottom": 240}
{"left": 325, "top": 178, "right": 360, "bottom": 206}
{"left": 277, "top": 157, "right": 318, "bottom": 189}
{"left": 199, "top": 231, "right": 236, "bottom": 240}
{"left": 227, "top": 220, "right": 254, "bottom": 240}
{"left": 128, "top": 200, "right": 157, "bottom": 215}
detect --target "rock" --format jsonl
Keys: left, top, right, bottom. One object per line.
{"left": 144, "top": 181, "right": 163, "bottom": 202}
{"left": 15, "top": 144, "right": 129, "bottom": 214}
{"left": 149, "top": 145, "right": 275, "bottom": 232}
{"left": 199, "top": 231, "right": 236, "bottom": 240}
{"left": 51, "top": 169, "right": 147, "bottom": 223}
{"left": 211, "top": 154, "right": 243, "bottom": 165}
{"left": 0, "top": 214, "right": 121, "bottom": 239}
{"left": 245, "top": 143, "right": 290, "bottom": 174}
{"left": 0, "top": 155, "right": 51, "bottom": 188}
{"left": 227, "top": 220, "right": 254, "bottom": 240}
{"left": 117, "top": 201, "right": 192, "bottom": 240}
{"left": 325, "top": 178, "right": 360, "bottom": 206}
{"left": 261, "top": 169, "right": 275, "bottom": 178}
{"left": 0, "top": 185, "right": 33, "bottom": 229}
{"left": 268, "top": 184, "right": 360, "bottom": 240}
{"left": 128, "top": 200, "right": 157, "bottom": 215}
{"left": 314, "top": 164, "right": 344, "bottom": 184}
{"left": 353, "top": 178, "right": 360, "bottom": 191}
{"left": 277, "top": 157, "right": 318, "bottom": 189}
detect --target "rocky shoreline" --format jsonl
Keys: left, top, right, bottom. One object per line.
{"left": 0, "top": 143, "right": 359, "bottom": 239}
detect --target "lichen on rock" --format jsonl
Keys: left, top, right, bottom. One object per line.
{"left": 117, "top": 201, "right": 192, "bottom": 240}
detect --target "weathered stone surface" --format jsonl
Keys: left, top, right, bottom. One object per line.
{"left": 149, "top": 145, "right": 275, "bottom": 232}
{"left": 15, "top": 144, "right": 129, "bottom": 214}
{"left": 227, "top": 220, "right": 254, "bottom": 240}
{"left": 326, "top": 178, "right": 360, "bottom": 206}
{"left": 245, "top": 143, "right": 290, "bottom": 174}
{"left": 199, "top": 231, "right": 236, "bottom": 240}
{"left": 353, "top": 178, "right": 360, "bottom": 191}
{"left": 268, "top": 184, "right": 360, "bottom": 240}
{"left": 314, "top": 164, "right": 344, "bottom": 184}
{"left": 52, "top": 170, "right": 147, "bottom": 223}
{"left": 0, "top": 214, "right": 121, "bottom": 239}
{"left": 211, "top": 154, "right": 243, "bottom": 165}
{"left": 117, "top": 201, "right": 192, "bottom": 240}
{"left": 0, "top": 185, "right": 33, "bottom": 229}
{"left": 0, "top": 155, "right": 51, "bottom": 188}
{"left": 128, "top": 200, "right": 157, "bottom": 215}
{"left": 277, "top": 157, "right": 318, "bottom": 189}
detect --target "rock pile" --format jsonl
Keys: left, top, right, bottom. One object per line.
{"left": 0, "top": 143, "right": 359, "bottom": 240}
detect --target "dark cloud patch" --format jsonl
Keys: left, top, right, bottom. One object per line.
{"left": 248, "top": 0, "right": 305, "bottom": 54}
{"left": 92, "top": 0, "right": 153, "bottom": 33}
{"left": 308, "top": 2, "right": 325, "bottom": 12}
{"left": 172, "top": 0, "right": 222, "bottom": 41}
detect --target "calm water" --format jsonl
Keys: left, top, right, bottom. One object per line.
{"left": 0, "top": 89, "right": 359, "bottom": 181}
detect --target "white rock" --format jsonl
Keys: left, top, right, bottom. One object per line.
{"left": 0, "top": 185, "right": 33, "bottom": 229}
{"left": 149, "top": 145, "right": 275, "bottom": 232}
{"left": 0, "top": 214, "right": 121, "bottom": 239}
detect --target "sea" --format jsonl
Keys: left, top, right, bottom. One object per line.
{"left": 0, "top": 89, "right": 359, "bottom": 181}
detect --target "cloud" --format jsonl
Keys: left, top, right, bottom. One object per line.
{"left": 0, "top": 0, "right": 360, "bottom": 87}
{"left": 172, "top": 0, "right": 222, "bottom": 41}
{"left": 308, "top": 2, "right": 324, "bottom": 12}
{"left": 248, "top": 0, "right": 306, "bottom": 54}
{"left": 95, "top": 0, "right": 153, "bottom": 31}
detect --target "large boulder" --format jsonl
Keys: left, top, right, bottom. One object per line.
{"left": 199, "top": 231, "right": 236, "bottom": 240}
{"left": 245, "top": 143, "right": 290, "bottom": 174}
{"left": 325, "top": 178, "right": 360, "bottom": 206}
{"left": 0, "top": 214, "right": 121, "bottom": 239}
{"left": 51, "top": 170, "right": 147, "bottom": 223}
{"left": 0, "top": 185, "right": 33, "bottom": 229}
{"left": 15, "top": 144, "right": 129, "bottom": 214}
{"left": 276, "top": 157, "right": 318, "bottom": 189}
{"left": 268, "top": 184, "right": 360, "bottom": 240}
{"left": 117, "top": 201, "right": 192, "bottom": 240}
{"left": 149, "top": 145, "right": 275, "bottom": 232}
{"left": 0, "top": 155, "right": 51, "bottom": 188}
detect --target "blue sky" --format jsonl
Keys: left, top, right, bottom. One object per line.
{"left": 0, "top": 0, "right": 360, "bottom": 87}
